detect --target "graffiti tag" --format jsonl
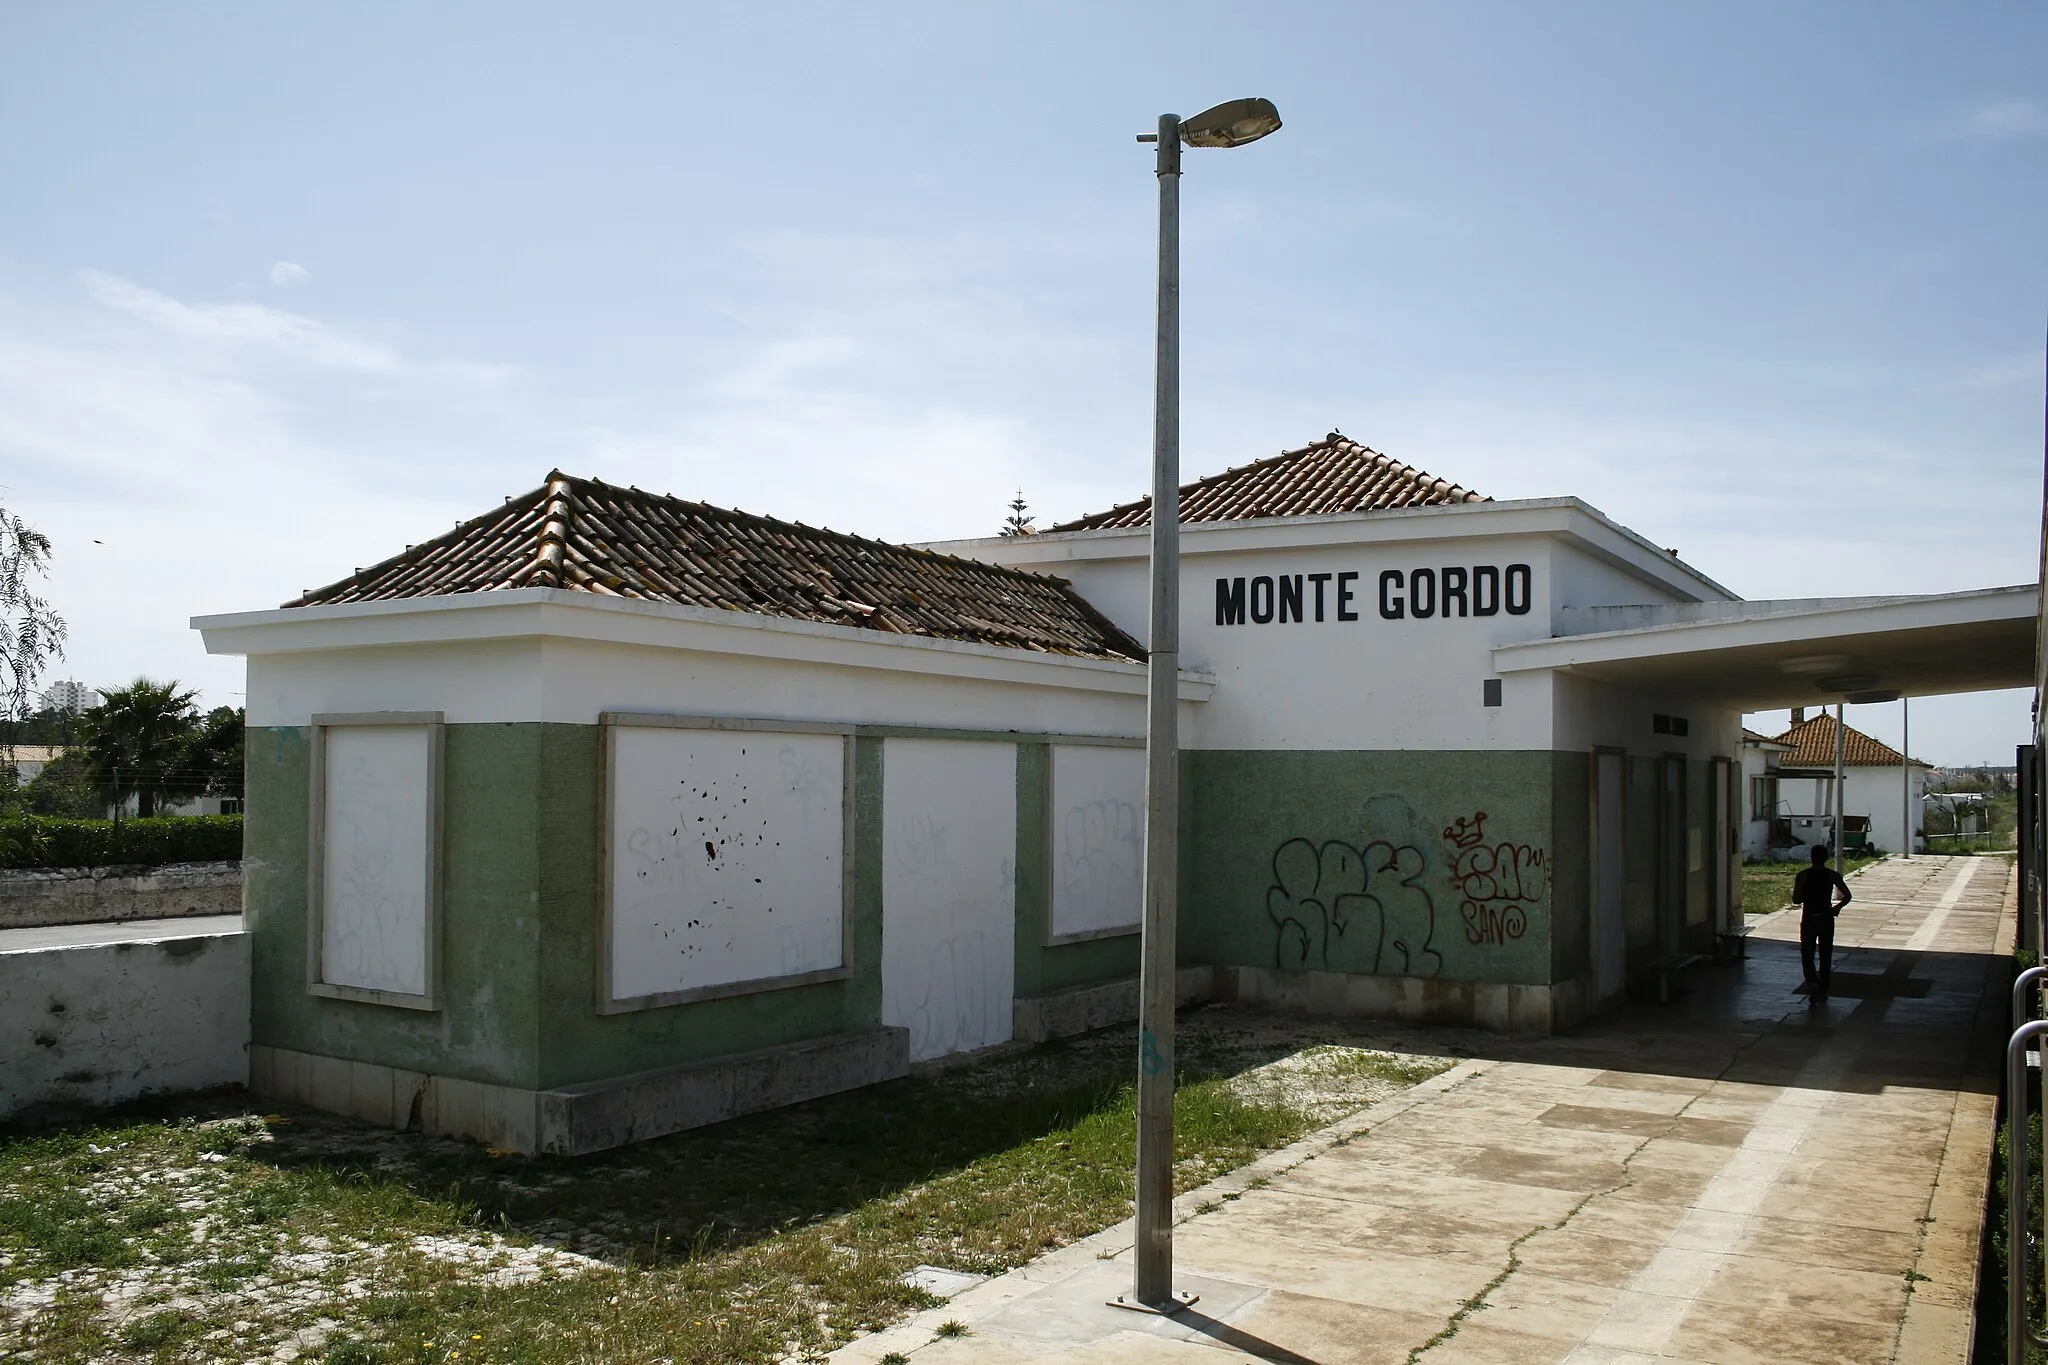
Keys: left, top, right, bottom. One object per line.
{"left": 1265, "top": 837, "right": 1440, "bottom": 977}
{"left": 1442, "top": 811, "right": 1547, "bottom": 947}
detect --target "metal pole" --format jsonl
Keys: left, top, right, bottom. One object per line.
{"left": 1133, "top": 110, "right": 1182, "bottom": 1312}
{"left": 2009, "top": 1018, "right": 2048, "bottom": 1362}
{"left": 1901, "top": 697, "right": 1910, "bottom": 858}
{"left": 2014, "top": 964, "right": 2048, "bottom": 1035}
{"left": 1833, "top": 703, "right": 1846, "bottom": 877}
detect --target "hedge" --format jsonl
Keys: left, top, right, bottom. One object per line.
{"left": 0, "top": 816, "right": 243, "bottom": 870}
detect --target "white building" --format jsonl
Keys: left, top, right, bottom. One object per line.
{"left": 1763, "top": 711, "right": 1929, "bottom": 856}
{"left": 40, "top": 680, "right": 100, "bottom": 715}
{"left": 3, "top": 745, "right": 68, "bottom": 785}
{"left": 1739, "top": 729, "right": 1793, "bottom": 860}
{"left": 193, "top": 435, "right": 2034, "bottom": 1154}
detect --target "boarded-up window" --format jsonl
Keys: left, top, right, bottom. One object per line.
{"left": 1047, "top": 744, "right": 1145, "bottom": 942}
{"left": 604, "top": 718, "right": 850, "bottom": 1009}
{"left": 310, "top": 714, "right": 442, "bottom": 1009}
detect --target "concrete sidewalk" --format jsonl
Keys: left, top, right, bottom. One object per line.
{"left": 833, "top": 855, "right": 2010, "bottom": 1365}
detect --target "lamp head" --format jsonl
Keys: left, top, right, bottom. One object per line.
{"left": 1180, "top": 98, "right": 1282, "bottom": 148}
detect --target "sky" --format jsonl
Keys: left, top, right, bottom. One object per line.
{"left": 1, "top": 3, "right": 2043, "bottom": 764}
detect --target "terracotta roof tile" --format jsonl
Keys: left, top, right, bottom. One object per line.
{"left": 1772, "top": 713, "right": 1928, "bottom": 768}
{"left": 1046, "top": 432, "right": 1486, "bottom": 532}
{"left": 288, "top": 472, "right": 1145, "bottom": 663}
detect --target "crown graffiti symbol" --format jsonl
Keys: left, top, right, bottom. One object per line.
{"left": 1443, "top": 811, "right": 1489, "bottom": 850}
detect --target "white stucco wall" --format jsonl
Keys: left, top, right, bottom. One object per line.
{"left": 934, "top": 498, "right": 1732, "bottom": 755}
{"left": 1740, "top": 744, "right": 1774, "bottom": 859}
{"left": 956, "top": 527, "right": 1562, "bottom": 751}
{"left": 1551, "top": 673, "right": 1742, "bottom": 763}
{"left": 1770, "top": 767, "right": 1925, "bottom": 855}
{"left": 0, "top": 927, "right": 250, "bottom": 1120}
{"left": 210, "top": 594, "right": 1206, "bottom": 739}
{"left": 1845, "top": 766, "right": 1926, "bottom": 855}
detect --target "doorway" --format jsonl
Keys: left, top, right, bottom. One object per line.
{"left": 1659, "top": 754, "right": 1687, "bottom": 956}
{"left": 880, "top": 738, "right": 1017, "bottom": 1063}
{"left": 1593, "top": 748, "right": 1626, "bottom": 999}
{"left": 1710, "top": 757, "right": 1733, "bottom": 935}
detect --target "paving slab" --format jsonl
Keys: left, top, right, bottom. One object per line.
{"left": 829, "top": 855, "right": 2009, "bottom": 1365}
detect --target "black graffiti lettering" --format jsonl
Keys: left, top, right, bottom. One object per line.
{"left": 1337, "top": 571, "right": 1359, "bottom": 621}
{"left": 1442, "top": 566, "right": 1468, "bottom": 617}
{"left": 1278, "top": 574, "right": 1304, "bottom": 624}
{"left": 1250, "top": 575, "right": 1275, "bottom": 624}
{"left": 1308, "top": 572, "right": 1331, "bottom": 622}
{"left": 1409, "top": 568, "right": 1436, "bottom": 619}
{"left": 1505, "top": 563, "right": 1532, "bottom": 615}
{"left": 1378, "top": 569, "right": 1404, "bottom": 620}
{"left": 1266, "top": 833, "right": 1440, "bottom": 978}
{"left": 1472, "top": 565, "right": 1499, "bottom": 616}
{"left": 1216, "top": 577, "right": 1246, "bottom": 626}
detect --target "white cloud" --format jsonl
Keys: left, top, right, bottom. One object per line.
{"left": 81, "top": 269, "right": 400, "bottom": 372}
{"left": 76, "top": 269, "right": 509, "bottom": 385}
{"left": 0, "top": 273, "right": 539, "bottom": 711}
{"left": 268, "top": 260, "right": 310, "bottom": 286}
{"left": 1958, "top": 98, "right": 2048, "bottom": 141}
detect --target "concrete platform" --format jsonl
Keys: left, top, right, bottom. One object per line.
{"left": 832, "top": 855, "right": 2009, "bottom": 1365}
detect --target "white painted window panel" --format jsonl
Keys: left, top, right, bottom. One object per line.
{"left": 881, "top": 739, "right": 1017, "bottom": 1062}
{"left": 321, "top": 726, "right": 432, "bottom": 996}
{"left": 1049, "top": 744, "right": 1145, "bottom": 938}
{"left": 609, "top": 727, "right": 845, "bottom": 1001}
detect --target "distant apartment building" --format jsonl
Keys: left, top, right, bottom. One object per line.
{"left": 40, "top": 680, "right": 101, "bottom": 715}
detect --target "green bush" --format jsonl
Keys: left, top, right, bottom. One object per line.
{"left": 0, "top": 815, "right": 242, "bottom": 870}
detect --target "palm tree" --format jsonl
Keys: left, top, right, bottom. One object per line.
{"left": 86, "top": 679, "right": 198, "bottom": 817}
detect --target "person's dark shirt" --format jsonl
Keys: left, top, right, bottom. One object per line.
{"left": 1794, "top": 865, "right": 1850, "bottom": 917}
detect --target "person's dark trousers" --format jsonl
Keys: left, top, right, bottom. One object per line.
{"left": 1800, "top": 912, "right": 1834, "bottom": 994}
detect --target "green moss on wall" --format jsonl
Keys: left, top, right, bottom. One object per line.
{"left": 1182, "top": 750, "right": 1561, "bottom": 987}
{"left": 246, "top": 725, "right": 547, "bottom": 1089}
{"left": 250, "top": 722, "right": 1155, "bottom": 1093}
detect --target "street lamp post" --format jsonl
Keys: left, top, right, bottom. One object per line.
{"left": 1123, "top": 97, "right": 1281, "bottom": 1315}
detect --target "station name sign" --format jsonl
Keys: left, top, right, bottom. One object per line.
{"left": 1215, "top": 564, "right": 1532, "bottom": 626}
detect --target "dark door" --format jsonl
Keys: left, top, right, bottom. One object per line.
{"left": 1660, "top": 755, "right": 1686, "bottom": 956}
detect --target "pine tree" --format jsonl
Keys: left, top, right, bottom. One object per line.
{"left": 1000, "top": 490, "right": 1036, "bottom": 538}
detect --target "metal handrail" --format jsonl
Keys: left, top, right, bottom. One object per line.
{"left": 2009, "top": 1018, "right": 2048, "bottom": 1362}
{"left": 2015, "top": 966, "right": 2048, "bottom": 1035}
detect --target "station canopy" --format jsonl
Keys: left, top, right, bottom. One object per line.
{"left": 1491, "top": 584, "right": 2037, "bottom": 710}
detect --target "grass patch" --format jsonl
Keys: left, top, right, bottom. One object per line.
{"left": 1741, "top": 852, "right": 1884, "bottom": 917}
{"left": 117, "top": 1308, "right": 193, "bottom": 1352}
{"left": 0, "top": 1008, "right": 1451, "bottom": 1364}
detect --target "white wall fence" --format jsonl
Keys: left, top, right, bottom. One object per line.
{"left": 0, "top": 923, "right": 249, "bottom": 1123}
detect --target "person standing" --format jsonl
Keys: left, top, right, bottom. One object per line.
{"left": 1793, "top": 843, "right": 1852, "bottom": 999}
